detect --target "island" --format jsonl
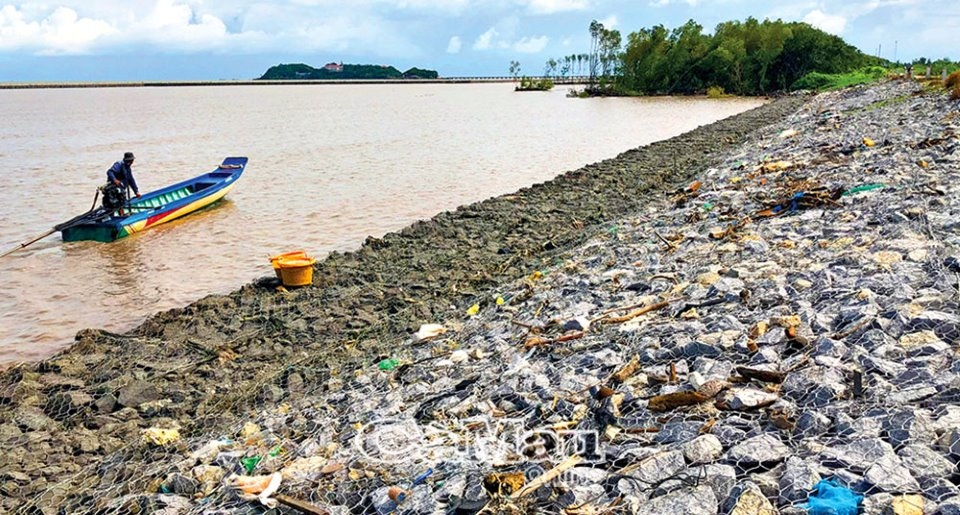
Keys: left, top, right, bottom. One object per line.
{"left": 258, "top": 62, "right": 439, "bottom": 80}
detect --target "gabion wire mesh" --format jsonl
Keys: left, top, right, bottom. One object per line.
{"left": 3, "top": 79, "right": 959, "bottom": 515}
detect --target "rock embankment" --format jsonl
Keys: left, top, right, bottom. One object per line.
{"left": 5, "top": 80, "right": 960, "bottom": 514}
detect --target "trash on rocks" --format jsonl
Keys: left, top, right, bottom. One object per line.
{"left": 778, "top": 128, "right": 799, "bottom": 138}
{"left": 805, "top": 479, "right": 862, "bottom": 515}
{"left": 843, "top": 183, "right": 885, "bottom": 196}
{"left": 377, "top": 358, "right": 400, "bottom": 371}
{"left": 754, "top": 187, "right": 844, "bottom": 218}
{"left": 227, "top": 472, "right": 282, "bottom": 509}
{"left": 523, "top": 330, "right": 585, "bottom": 349}
{"left": 240, "top": 455, "right": 261, "bottom": 474}
{"left": 415, "top": 323, "right": 447, "bottom": 340}
{"left": 511, "top": 455, "right": 582, "bottom": 499}
{"left": 387, "top": 485, "right": 409, "bottom": 503}
{"left": 466, "top": 303, "right": 480, "bottom": 316}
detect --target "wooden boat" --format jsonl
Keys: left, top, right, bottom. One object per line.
{"left": 60, "top": 157, "right": 247, "bottom": 242}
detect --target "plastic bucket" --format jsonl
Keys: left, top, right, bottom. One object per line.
{"left": 270, "top": 250, "right": 307, "bottom": 279}
{"left": 277, "top": 257, "right": 315, "bottom": 287}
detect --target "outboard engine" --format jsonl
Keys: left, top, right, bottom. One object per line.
{"left": 101, "top": 183, "right": 127, "bottom": 210}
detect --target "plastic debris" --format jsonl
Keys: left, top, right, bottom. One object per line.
{"left": 387, "top": 486, "right": 408, "bottom": 503}
{"left": 377, "top": 358, "right": 400, "bottom": 371}
{"left": 843, "top": 183, "right": 885, "bottom": 196}
{"left": 863, "top": 137, "right": 876, "bottom": 147}
{"left": 755, "top": 187, "right": 844, "bottom": 218}
{"left": 805, "top": 479, "right": 862, "bottom": 515}
{"left": 466, "top": 303, "right": 480, "bottom": 316}
{"left": 415, "top": 323, "right": 447, "bottom": 340}
{"left": 778, "top": 128, "right": 799, "bottom": 138}
{"left": 227, "top": 472, "right": 283, "bottom": 509}
{"left": 241, "top": 455, "right": 262, "bottom": 474}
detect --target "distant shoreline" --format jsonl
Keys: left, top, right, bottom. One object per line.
{"left": 0, "top": 77, "right": 591, "bottom": 89}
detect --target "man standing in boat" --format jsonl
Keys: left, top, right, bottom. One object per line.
{"left": 107, "top": 152, "right": 141, "bottom": 199}
{"left": 104, "top": 152, "right": 141, "bottom": 215}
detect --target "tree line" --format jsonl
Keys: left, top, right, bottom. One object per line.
{"left": 522, "top": 17, "right": 958, "bottom": 96}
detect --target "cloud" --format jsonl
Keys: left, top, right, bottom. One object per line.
{"left": 513, "top": 35, "right": 549, "bottom": 53}
{"left": 648, "top": 0, "right": 701, "bottom": 6}
{"left": 803, "top": 9, "right": 847, "bottom": 34}
{"left": 597, "top": 15, "right": 618, "bottom": 29}
{"left": 0, "top": 5, "right": 116, "bottom": 55}
{"left": 446, "top": 35, "right": 462, "bottom": 53}
{"left": 473, "top": 27, "right": 498, "bottom": 50}
{"left": 523, "top": 0, "right": 590, "bottom": 14}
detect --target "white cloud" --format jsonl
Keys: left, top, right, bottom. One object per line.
{"left": 523, "top": 0, "right": 590, "bottom": 14}
{"left": 803, "top": 9, "right": 847, "bottom": 34}
{"left": 513, "top": 35, "right": 549, "bottom": 53}
{"left": 648, "top": 0, "right": 700, "bottom": 6}
{"left": 0, "top": 5, "right": 116, "bottom": 54}
{"left": 446, "top": 35, "right": 462, "bottom": 53}
{"left": 598, "top": 15, "right": 618, "bottom": 29}
{"left": 473, "top": 27, "right": 498, "bottom": 50}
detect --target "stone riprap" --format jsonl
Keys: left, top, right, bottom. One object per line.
{"left": 2, "top": 81, "right": 959, "bottom": 514}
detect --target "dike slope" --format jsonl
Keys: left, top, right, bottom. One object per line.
{"left": 0, "top": 95, "right": 807, "bottom": 512}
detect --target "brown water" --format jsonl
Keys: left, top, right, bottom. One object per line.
{"left": 0, "top": 84, "right": 764, "bottom": 365}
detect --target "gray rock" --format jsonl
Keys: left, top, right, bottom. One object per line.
{"left": 905, "top": 310, "right": 960, "bottom": 344}
{"left": 117, "top": 381, "right": 161, "bottom": 408}
{"left": 637, "top": 485, "right": 717, "bottom": 515}
{"left": 44, "top": 391, "right": 93, "bottom": 420}
{"left": 863, "top": 454, "right": 920, "bottom": 493}
{"left": 653, "top": 421, "right": 703, "bottom": 444}
{"left": 398, "top": 485, "right": 437, "bottom": 515}
{"left": 681, "top": 434, "right": 724, "bottom": 464}
{"left": 783, "top": 365, "right": 847, "bottom": 407}
{"left": 724, "top": 481, "right": 776, "bottom": 515}
{"left": 897, "top": 444, "right": 956, "bottom": 480}
{"left": 794, "top": 410, "right": 832, "bottom": 438}
{"left": 822, "top": 438, "right": 896, "bottom": 471}
{"left": 94, "top": 393, "right": 117, "bottom": 414}
{"left": 883, "top": 408, "right": 935, "bottom": 448}
{"left": 13, "top": 407, "right": 57, "bottom": 432}
{"left": 861, "top": 493, "right": 895, "bottom": 515}
{"left": 936, "top": 428, "right": 960, "bottom": 457}
{"left": 165, "top": 473, "right": 198, "bottom": 495}
{"left": 919, "top": 476, "right": 960, "bottom": 503}
{"left": 156, "top": 494, "right": 193, "bottom": 511}
{"left": 694, "top": 464, "right": 737, "bottom": 502}
{"left": 259, "top": 384, "right": 284, "bottom": 403}
{"left": 779, "top": 456, "right": 821, "bottom": 505}
{"left": 727, "top": 433, "right": 790, "bottom": 465}
{"left": 631, "top": 450, "right": 687, "bottom": 487}
{"left": 722, "top": 388, "right": 780, "bottom": 410}
{"left": 938, "top": 499, "right": 960, "bottom": 515}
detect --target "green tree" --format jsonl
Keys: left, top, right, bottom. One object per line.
{"left": 509, "top": 60, "right": 521, "bottom": 80}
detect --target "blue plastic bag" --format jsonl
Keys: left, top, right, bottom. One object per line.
{"left": 805, "top": 479, "right": 862, "bottom": 515}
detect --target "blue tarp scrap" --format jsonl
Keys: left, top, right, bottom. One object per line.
{"left": 804, "top": 479, "right": 862, "bottom": 515}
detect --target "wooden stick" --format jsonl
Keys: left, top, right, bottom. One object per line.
{"left": 604, "top": 301, "right": 670, "bottom": 324}
{"left": 511, "top": 455, "right": 582, "bottom": 499}
{"left": 0, "top": 228, "right": 57, "bottom": 258}
{"left": 275, "top": 494, "right": 330, "bottom": 515}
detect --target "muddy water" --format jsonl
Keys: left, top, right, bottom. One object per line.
{"left": 0, "top": 84, "right": 764, "bottom": 365}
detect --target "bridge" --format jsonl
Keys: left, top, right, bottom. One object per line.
{"left": 0, "top": 76, "right": 596, "bottom": 89}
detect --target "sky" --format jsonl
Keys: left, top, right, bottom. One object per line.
{"left": 0, "top": 0, "right": 957, "bottom": 82}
